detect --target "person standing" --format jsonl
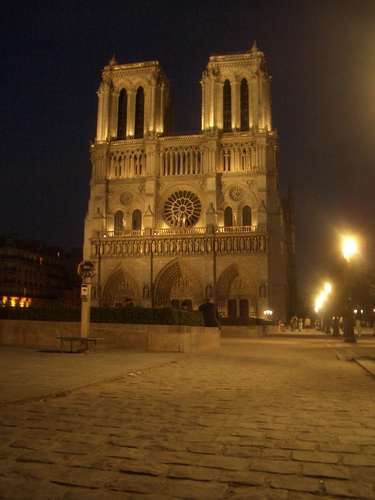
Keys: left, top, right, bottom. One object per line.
{"left": 355, "top": 305, "right": 362, "bottom": 338}
{"left": 198, "top": 298, "right": 221, "bottom": 327}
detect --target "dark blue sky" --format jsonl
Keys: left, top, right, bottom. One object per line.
{"left": 2, "top": 0, "right": 375, "bottom": 297}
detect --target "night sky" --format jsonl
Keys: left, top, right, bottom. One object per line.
{"left": 2, "top": 0, "right": 375, "bottom": 298}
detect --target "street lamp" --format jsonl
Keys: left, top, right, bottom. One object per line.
{"left": 264, "top": 310, "right": 273, "bottom": 320}
{"left": 343, "top": 237, "right": 357, "bottom": 343}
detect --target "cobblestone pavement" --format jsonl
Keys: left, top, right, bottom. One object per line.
{"left": 1, "top": 334, "right": 375, "bottom": 499}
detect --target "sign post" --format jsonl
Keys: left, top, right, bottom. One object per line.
{"left": 77, "top": 261, "right": 96, "bottom": 338}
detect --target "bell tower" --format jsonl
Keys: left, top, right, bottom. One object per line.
{"left": 96, "top": 56, "right": 174, "bottom": 142}
{"left": 201, "top": 41, "right": 271, "bottom": 133}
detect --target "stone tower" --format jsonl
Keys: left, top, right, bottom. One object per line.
{"left": 84, "top": 43, "right": 289, "bottom": 320}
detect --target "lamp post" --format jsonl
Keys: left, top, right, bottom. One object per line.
{"left": 323, "top": 283, "right": 332, "bottom": 334}
{"left": 343, "top": 238, "right": 357, "bottom": 343}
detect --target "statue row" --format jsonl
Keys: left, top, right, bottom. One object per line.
{"left": 91, "top": 235, "right": 267, "bottom": 257}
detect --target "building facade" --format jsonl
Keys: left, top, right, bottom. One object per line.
{"left": 83, "top": 43, "right": 290, "bottom": 319}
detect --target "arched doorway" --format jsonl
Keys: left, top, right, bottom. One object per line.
{"left": 153, "top": 259, "right": 204, "bottom": 309}
{"left": 216, "top": 263, "right": 258, "bottom": 318}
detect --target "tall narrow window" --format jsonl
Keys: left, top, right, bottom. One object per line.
{"left": 242, "top": 205, "right": 252, "bottom": 226}
{"left": 223, "top": 80, "right": 231, "bottom": 132}
{"left": 132, "top": 209, "right": 142, "bottom": 230}
{"left": 134, "top": 87, "right": 145, "bottom": 138}
{"left": 240, "top": 79, "right": 249, "bottom": 131}
{"left": 114, "top": 210, "right": 124, "bottom": 231}
{"left": 117, "top": 89, "right": 127, "bottom": 139}
{"left": 224, "top": 206, "right": 233, "bottom": 227}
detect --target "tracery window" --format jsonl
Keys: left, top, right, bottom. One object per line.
{"left": 114, "top": 210, "right": 124, "bottom": 231}
{"left": 222, "top": 148, "right": 231, "bottom": 172}
{"left": 242, "top": 205, "right": 252, "bottom": 226}
{"left": 240, "top": 79, "right": 249, "bottom": 131}
{"left": 223, "top": 80, "right": 231, "bottom": 132}
{"left": 164, "top": 190, "right": 202, "bottom": 228}
{"left": 134, "top": 87, "right": 144, "bottom": 138}
{"left": 132, "top": 209, "right": 142, "bottom": 230}
{"left": 224, "top": 206, "right": 233, "bottom": 227}
{"left": 117, "top": 88, "right": 127, "bottom": 139}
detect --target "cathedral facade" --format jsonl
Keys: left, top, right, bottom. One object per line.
{"left": 83, "top": 43, "right": 289, "bottom": 320}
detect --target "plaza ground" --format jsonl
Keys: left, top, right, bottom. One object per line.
{"left": 1, "top": 329, "right": 375, "bottom": 499}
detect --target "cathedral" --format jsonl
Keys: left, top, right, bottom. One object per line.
{"left": 83, "top": 42, "right": 293, "bottom": 320}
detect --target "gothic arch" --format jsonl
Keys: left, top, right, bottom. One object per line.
{"left": 153, "top": 259, "right": 204, "bottom": 308}
{"left": 216, "top": 263, "right": 258, "bottom": 317}
{"left": 102, "top": 267, "right": 141, "bottom": 306}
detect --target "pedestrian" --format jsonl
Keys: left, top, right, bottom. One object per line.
{"left": 198, "top": 298, "right": 221, "bottom": 327}
{"left": 339, "top": 316, "right": 344, "bottom": 334}
{"left": 298, "top": 317, "right": 303, "bottom": 332}
{"left": 332, "top": 316, "right": 340, "bottom": 336}
{"left": 290, "top": 314, "right": 298, "bottom": 331}
{"left": 354, "top": 305, "right": 362, "bottom": 338}
{"left": 304, "top": 316, "right": 311, "bottom": 330}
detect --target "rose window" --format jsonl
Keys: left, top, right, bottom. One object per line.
{"left": 120, "top": 191, "right": 133, "bottom": 206}
{"left": 229, "top": 186, "right": 243, "bottom": 201}
{"left": 164, "top": 190, "right": 202, "bottom": 228}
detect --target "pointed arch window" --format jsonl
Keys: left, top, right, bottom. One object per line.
{"left": 132, "top": 209, "right": 142, "bottom": 230}
{"left": 134, "top": 87, "right": 145, "bottom": 138}
{"left": 117, "top": 88, "right": 127, "bottom": 139}
{"left": 114, "top": 210, "right": 124, "bottom": 231}
{"left": 223, "top": 80, "right": 231, "bottom": 132}
{"left": 242, "top": 205, "right": 252, "bottom": 226}
{"left": 240, "top": 79, "right": 249, "bottom": 131}
{"left": 224, "top": 206, "right": 233, "bottom": 227}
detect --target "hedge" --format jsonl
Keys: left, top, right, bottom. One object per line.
{"left": 0, "top": 305, "right": 204, "bottom": 326}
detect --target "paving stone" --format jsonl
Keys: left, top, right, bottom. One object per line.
{"left": 119, "top": 460, "right": 170, "bottom": 476}
{"left": 218, "top": 469, "right": 266, "bottom": 486}
{"left": 109, "top": 473, "right": 164, "bottom": 494}
{"left": 167, "top": 464, "right": 219, "bottom": 481}
{"left": 318, "top": 442, "right": 361, "bottom": 454}
{"left": 224, "top": 445, "right": 260, "bottom": 458}
{"left": 292, "top": 450, "right": 339, "bottom": 463}
{"left": 15, "top": 450, "right": 59, "bottom": 464}
{"left": 102, "top": 443, "right": 147, "bottom": 460}
{"left": 226, "top": 485, "right": 289, "bottom": 499}
{"left": 51, "top": 467, "right": 116, "bottom": 489}
{"left": 342, "top": 453, "right": 375, "bottom": 466}
{"left": 302, "top": 462, "right": 350, "bottom": 479}
{"left": 261, "top": 448, "right": 292, "bottom": 460}
{"left": 187, "top": 443, "right": 224, "bottom": 455}
{"left": 324, "top": 478, "right": 375, "bottom": 499}
{"left": 52, "top": 441, "right": 98, "bottom": 455}
{"left": 279, "top": 440, "right": 316, "bottom": 451}
{"left": 270, "top": 474, "right": 321, "bottom": 493}
{"left": 0, "top": 477, "right": 66, "bottom": 499}
{"left": 163, "top": 478, "right": 227, "bottom": 500}
{"left": 197, "top": 454, "right": 249, "bottom": 471}
{"left": 339, "top": 434, "right": 375, "bottom": 445}
{"left": 250, "top": 458, "right": 301, "bottom": 474}
{"left": 147, "top": 450, "right": 198, "bottom": 466}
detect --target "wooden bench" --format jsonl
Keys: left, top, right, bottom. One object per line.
{"left": 56, "top": 336, "right": 103, "bottom": 354}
